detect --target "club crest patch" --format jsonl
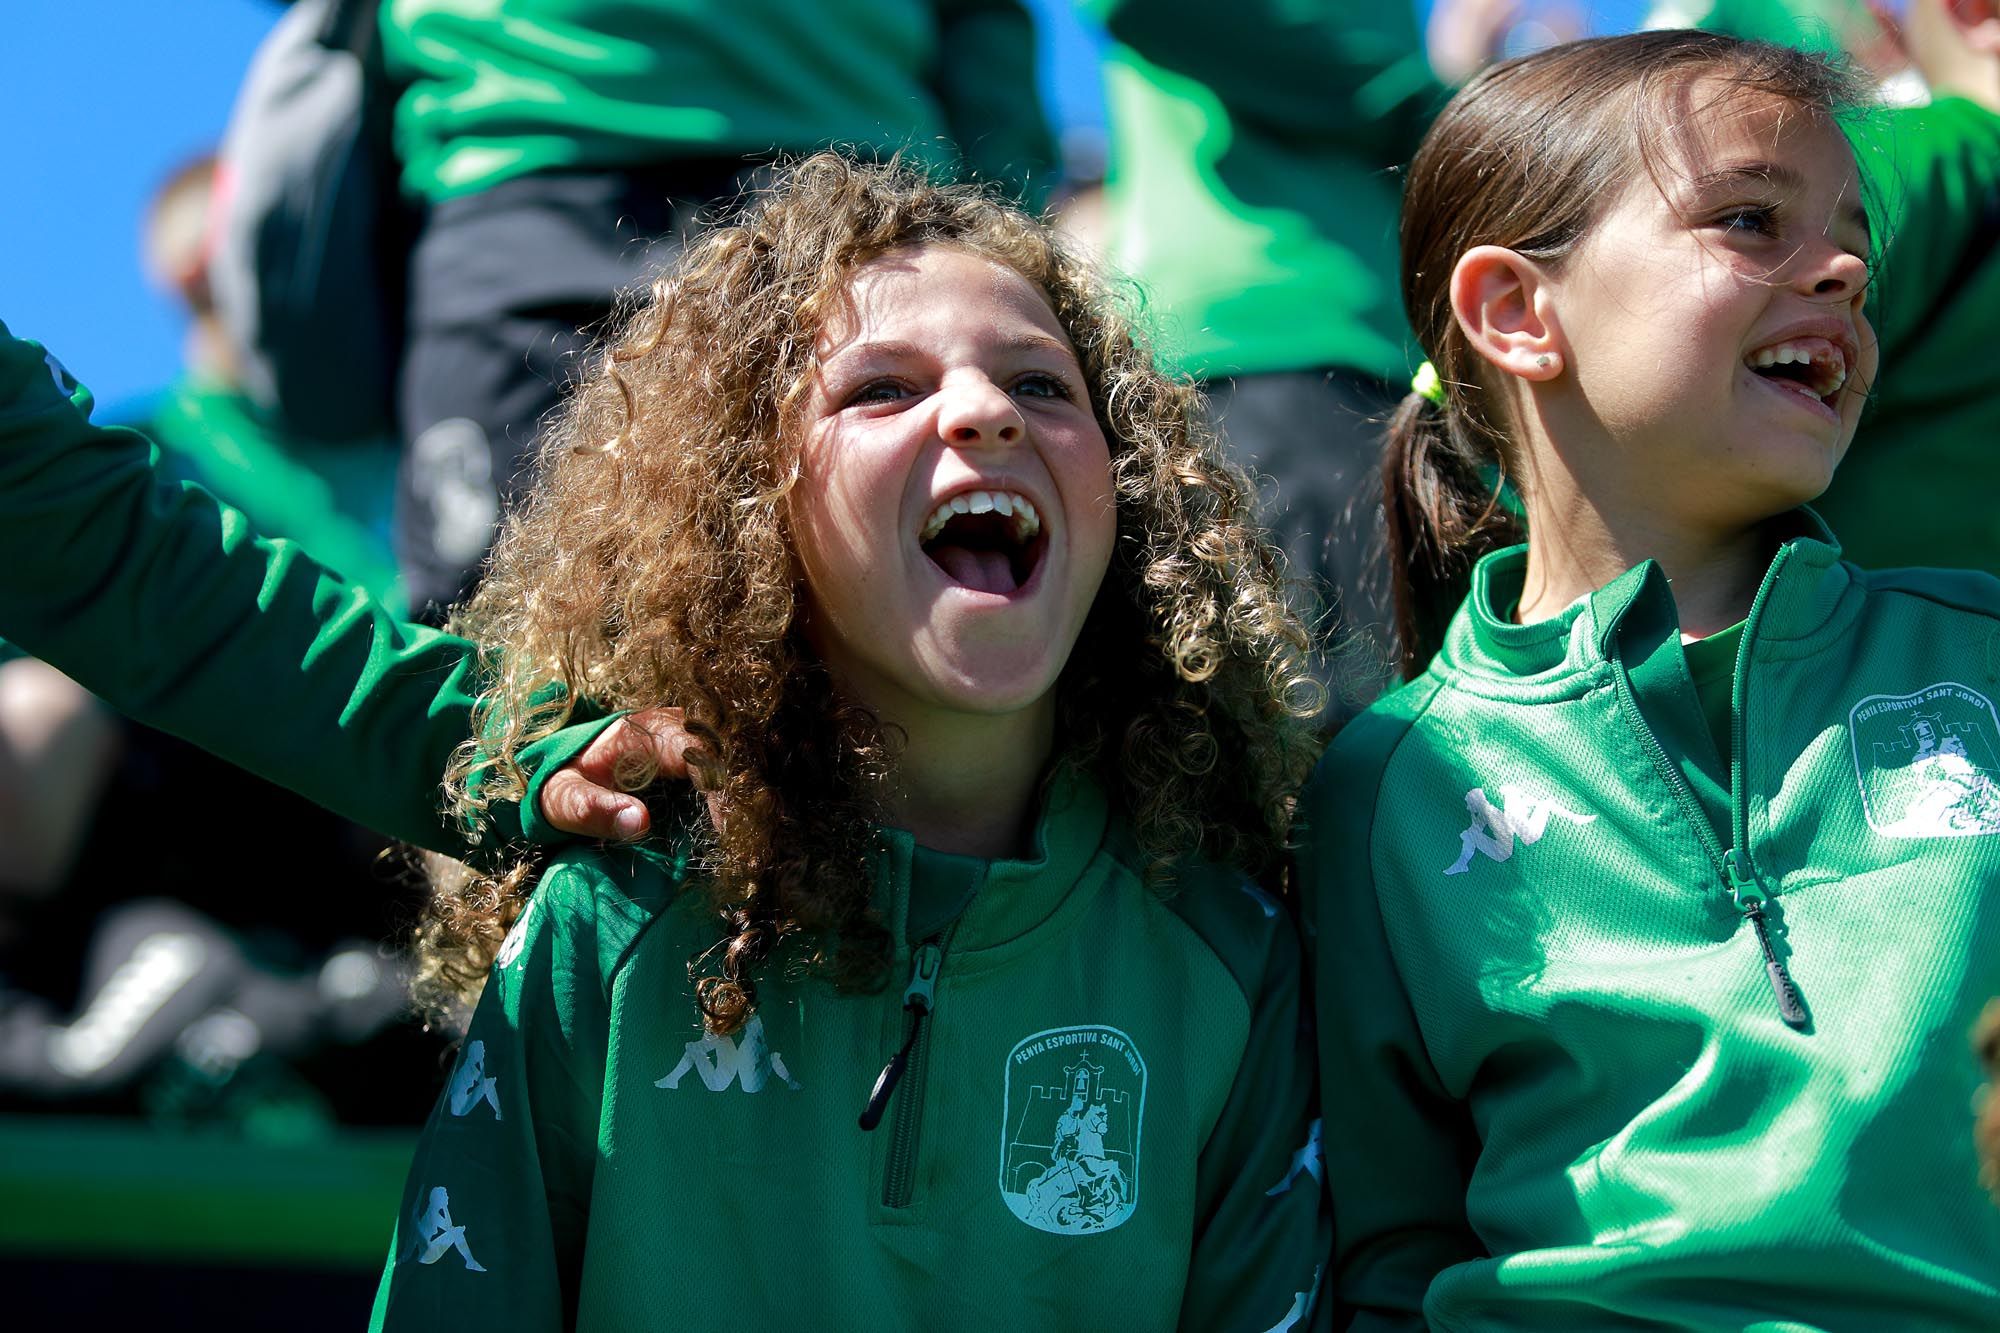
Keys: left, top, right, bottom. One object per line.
{"left": 1850, "top": 681, "right": 2000, "bottom": 838}
{"left": 999, "top": 1025, "right": 1146, "bottom": 1235}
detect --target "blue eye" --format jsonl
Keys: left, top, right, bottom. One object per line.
{"left": 847, "top": 379, "right": 910, "bottom": 406}
{"left": 1013, "top": 372, "right": 1072, "bottom": 401}
{"left": 1717, "top": 206, "right": 1779, "bottom": 237}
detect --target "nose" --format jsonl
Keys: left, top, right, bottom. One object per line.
{"left": 935, "top": 374, "right": 1024, "bottom": 448}
{"left": 1795, "top": 236, "right": 1870, "bottom": 306}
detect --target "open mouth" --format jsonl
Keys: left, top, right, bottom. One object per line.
{"left": 918, "top": 489, "right": 1046, "bottom": 596}
{"left": 1745, "top": 336, "right": 1848, "bottom": 411}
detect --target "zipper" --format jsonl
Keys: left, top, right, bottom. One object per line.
{"left": 858, "top": 931, "right": 952, "bottom": 1208}
{"left": 1609, "top": 560, "right": 1807, "bottom": 1028}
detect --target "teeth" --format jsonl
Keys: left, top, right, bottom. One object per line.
{"left": 1747, "top": 336, "right": 1849, "bottom": 400}
{"left": 918, "top": 491, "right": 1043, "bottom": 544}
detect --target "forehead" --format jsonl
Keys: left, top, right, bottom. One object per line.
{"left": 1648, "top": 79, "right": 1858, "bottom": 194}
{"left": 820, "top": 244, "right": 1070, "bottom": 351}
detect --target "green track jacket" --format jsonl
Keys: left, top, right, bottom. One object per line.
{"left": 1302, "top": 521, "right": 2000, "bottom": 1330}
{"left": 369, "top": 773, "right": 1325, "bottom": 1331}
{"left": 0, "top": 322, "right": 603, "bottom": 857}
{"left": 382, "top": 0, "right": 1055, "bottom": 203}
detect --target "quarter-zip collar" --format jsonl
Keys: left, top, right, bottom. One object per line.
{"left": 1441, "top": 509, "right": 1853, "bottom": 688}
{"left": 872, "top": 763, "right": 1110, "bottom": 955}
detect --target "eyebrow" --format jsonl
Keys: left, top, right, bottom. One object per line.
{"left": 824, "top": 333, "right": 1080, "bottom": 366}
{"left": 1690, "top": 160, "right": 1873, "bottom": 249}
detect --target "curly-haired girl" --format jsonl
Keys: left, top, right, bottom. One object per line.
{"left": 357, "top": 155, "right": 1326, "bottom": 1330}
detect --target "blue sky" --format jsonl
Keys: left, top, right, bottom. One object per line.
{"left": 4, "top": 0, "right": 1646, "bottom": 413}
{"left": 3, "top": 0, "right": 278, "bottom": 412}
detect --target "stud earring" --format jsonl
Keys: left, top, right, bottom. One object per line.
{"left": 1536, "top": 354, "right": 1552, "bottom": 370}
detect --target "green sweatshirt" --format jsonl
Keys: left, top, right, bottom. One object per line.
{"left": 1303, "top": 518, "right": 2000, "bottom": 1330}
{"left": 1088, "top": 0, "right": 1439, "bottom": 380}
{"left": 0, "top": 323, "right": 602, "bottom": 857}
{"left": 370, "top": 770, "right": 1325, "bottom": 1330}
{"left": 381, "top": 0, "right": 1056, "bottom": 203}
{"left": 1819, "top": 96, "right": 2000, "bottom": 573}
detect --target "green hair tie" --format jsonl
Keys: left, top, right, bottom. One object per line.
{"left": 1410, "top": 361, "right": 1446, "bottom": 406}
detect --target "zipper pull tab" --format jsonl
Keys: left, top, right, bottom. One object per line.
{"left": 902, "top": 942, "right": 942, "bottom": 1013}
{"left": 859, "top": 943, "right": 943, "bottom": 1131}
{"left": 1724, "top": 850, "right": 1809, "bottom": 1029}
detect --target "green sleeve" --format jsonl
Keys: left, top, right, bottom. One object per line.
{"left": 1297, "top": 684, "right": 1483, "bottom": 1330}
{"left": 1177, "top": 902, "right": 1329, "bottom": 1332}
{"left": 0, "top": 323, "right": 616, "bottom": 856}
{"left": 369, "top": 857, "right": 629, "bottom": 1329}
{"left": 1092, "top": 0, "right": 1442, "bottom": 164}
{"left": 934, "top": 0, "right": 1058, "bottom": 205}
{"left": 1851, "top": 98, "right": 2000, "bottom": 374}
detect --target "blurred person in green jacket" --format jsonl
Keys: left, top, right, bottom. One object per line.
{"left": 1812, "top": 0, "right": 2000, "bottom": 571}
{"left": 377, "top": 0, "right": 1056, "bottom": 615}
{"left": 1086, "top": 0, "right": 1445, "bottom": 716}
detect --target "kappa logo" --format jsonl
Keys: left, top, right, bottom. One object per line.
{"left": 1000, "top": 1025, "right": 1146, "bottom": 1235}
{"left": 1850, "top": 682, "right": 2000, "bottom": 838}
{"left": 447, "top": 1039, "right": 502, "bottom": 1119}
{"left": 494, "top": 898, "right": 536, "bottom": 970}
{"left": 1266, "top": 1118, "right": 1323, "bottom": 1198}
{"left": 43, "top": 351, "right": 74, "bottom": 397}
{"left": 655, "top": 1014, "right": 799, "bottom": 1093}
{"left": 409, "top": 1185, "right": 485, "bottom": 1271}
{"left": 1444, "top": 784, "right": 1596, "bottom": 875}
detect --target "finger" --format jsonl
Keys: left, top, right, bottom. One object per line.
{"left": 540, "top": 768, "right": 651, "bottom": 840}
{"left": 626, "top": 705, "right": 701, "bottom": 782}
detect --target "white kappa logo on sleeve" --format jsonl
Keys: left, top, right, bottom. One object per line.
{"left": 494, "top": 898, "right": 536, "bottom": 970}
{"left": 447, "top": 1039, "right": 502, "bottom": 1118}
{"left": 410, "top": 1186, "right": 486, "bottom": 1271}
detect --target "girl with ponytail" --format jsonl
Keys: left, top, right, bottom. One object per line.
{"left": 1307, "top": 29, "right": 2000, "bottom": 1328}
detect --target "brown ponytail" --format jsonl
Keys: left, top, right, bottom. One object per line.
{"left": 1382, "top": 390, "right": 1523, "bottom": 679}
{"left": 1383, "top": 31, "right": 1867, "bottom": 678}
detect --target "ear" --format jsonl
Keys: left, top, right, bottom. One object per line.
{"left": 1949, "top": 0, "right": 2000, "bottom": 53}
{"left": 1449, "top": 245, "right": 1564, "bottom": 384}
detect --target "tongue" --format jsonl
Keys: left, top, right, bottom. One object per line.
{"left": 931, "top": 543, "right": 1020, "bottom": 595}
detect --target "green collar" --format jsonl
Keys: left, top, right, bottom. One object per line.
{"left": 872, "top": 763, "right": 1110, "bottom": 956}
{"left": 1443, "top": 509, "right": 1850, "bottom": 682}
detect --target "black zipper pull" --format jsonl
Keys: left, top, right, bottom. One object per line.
{"left": 858, "top": 942, "right": 943, "bottom": 1131}
{"left": 1725, "top": 850, "right": 1808, "bottom": 1028}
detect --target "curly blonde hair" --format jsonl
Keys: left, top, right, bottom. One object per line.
{"left": 415, "top": 154, "right": 1321, "bottom": 1033}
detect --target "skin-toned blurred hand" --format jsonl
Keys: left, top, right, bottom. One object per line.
{"left": 536, "top": 706, "right": 709, "bottom": 839}
{"left": 1897, "top": 0, "right": 2000, "bottom": 111}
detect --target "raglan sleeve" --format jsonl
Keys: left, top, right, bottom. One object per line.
{"left": 0, "top": 323, "right": 616, "bottom": 855}
{"left": 1176, "top": 896, "right": 1329, "bottom": 1333}
{"left": 369, "top": 856, "right": 626, "bottom": 1330}
{"left": 932, "top": 0, "right": 1058, "bottom": 206}
{"left": 1297, "top": 712, "right": 1483, "bottom": 1330}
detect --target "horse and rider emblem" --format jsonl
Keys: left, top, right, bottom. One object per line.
{"left": 1850, "top": 682, "right": 2000, "bottom": 838}
{"left": 999, "top": 1025, "right": 1146, "bottom": 1235}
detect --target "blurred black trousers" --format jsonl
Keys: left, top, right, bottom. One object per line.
{"left": 1200, "top": 367, "right": 1399, "bottom": 725}
{"left": 395, "top": 161, "right": 761, "bottom": 617}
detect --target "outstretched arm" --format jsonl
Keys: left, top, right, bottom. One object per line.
{"left": 0, "top": 324, "right": 632, "bottom": 856}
